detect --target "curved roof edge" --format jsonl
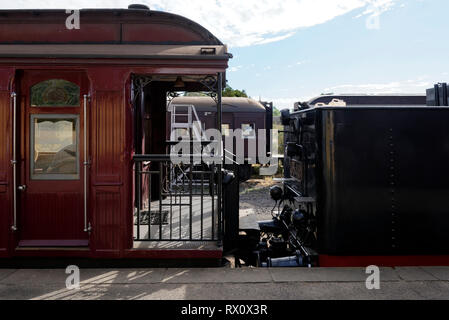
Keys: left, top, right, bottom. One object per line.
{"left": 0, "top": 8, "right": 224, "bottom": 46}
{"left": 169, "top": 96, "right": 267, "bottom": 113}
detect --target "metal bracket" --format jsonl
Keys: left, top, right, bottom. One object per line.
{"left": 199, "top": 75, "right": 219, "bottom": 104}
{"left": 137, "top": 77, "right": 152, "bottom": 90}
{"left": 199, "top": 75, "right": 218, "bottom": 92}
{"left": 84, "top": 222, "right": 92, "bottom": 234}
{"left": 134, "top": 75, "right": 152, "bottom": 90}
{"left": 131, "top": 75, "right": 152, "bottom": 104}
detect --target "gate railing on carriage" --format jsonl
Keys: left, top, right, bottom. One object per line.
{"left": 133, "top": 154, "right": 223, "bottom": 247}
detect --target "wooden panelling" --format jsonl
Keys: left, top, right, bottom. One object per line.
{"left": 0, "top": 89, "right": 11, "bottom": 255}
{"left": 0, "top": 24, "right": 120, "bottom": 43}
{"left": 0, "top": 91, "right": 10, "bottom": 183}
{"left": 122, "top": 23, "right": 204, "bottom": 43}
{"left": 93, "top": 187, "right": 122, "bottom": 252}
{"left": 92, "top": 91, "right": 124, "bottom": 184}
{"left": 0, "top": 11, "right": 222, "bottom": 46}
{"left": 0, "top": 193, "right": 9, "bottom": 256}
{"left": 87, "top": 69, "right": 129, "bottom": 255}
{"left": 20, "top": 192, "right": 84, "bottom": 241}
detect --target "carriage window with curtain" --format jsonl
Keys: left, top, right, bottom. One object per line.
{"left": 31, "top": 79, "right": 80, "bottom": 107}
{"left": 30, "top": 115, "right": 80, "bottom": 180}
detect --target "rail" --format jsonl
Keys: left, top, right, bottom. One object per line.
{"left": 133, "top": 154, "right": 222, "bottom": 243}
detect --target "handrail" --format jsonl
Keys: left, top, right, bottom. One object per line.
{"left": 83, "top": 94, "right": 91, "bottom": 233}
{"left": 10, "top": 92, "right": 17, "bottom": 231}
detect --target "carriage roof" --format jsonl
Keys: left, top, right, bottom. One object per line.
{"left": 0, "top": 8, "right": 230, "bottom": 60}
{"left": 169, "top": 96, "right": 267, "bottom": 113}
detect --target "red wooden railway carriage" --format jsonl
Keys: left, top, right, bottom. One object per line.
{"left": 0, "top": 6, "right": 232, "bottom": 263}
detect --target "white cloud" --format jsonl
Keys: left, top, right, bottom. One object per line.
{"left": 228, "top": 65, "right": 243, "bottom": 72}
{"left": 261, "top": 97, "right": 303, "bottom": 110}
{"left": 4, "top": 0, "right": 397, "bottom": 47}
{"left": 323, "top": 78, "right": 431, "bottom": 94}
{"left": 149, "top": 0, "right": 398, "bottom": 47}
{"left": 287, "top": 60, "right": 310, "bottom": 68}
{"left": 255, "top": 32, "right": 296, "bottom": 46}
{"left": 355, "top": 0, "right": 396, "bottom": 18}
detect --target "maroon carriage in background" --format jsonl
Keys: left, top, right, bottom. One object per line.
{"left": 166, "top": 96, "right": 273, "bottom": 182}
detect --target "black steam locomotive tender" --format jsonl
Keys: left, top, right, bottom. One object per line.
{"left": 237, "top": 89, "right": 449, "bottom": 267}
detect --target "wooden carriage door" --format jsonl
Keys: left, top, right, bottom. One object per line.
{"left": 18, "top": 71, "right": 89, "bottom": 246}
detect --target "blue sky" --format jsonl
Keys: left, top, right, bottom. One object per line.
{"left": 225, "top": 0, "right": 449, "bottom": 108}
{"left": 5, "top": 0, "right": 448, "bottom": 109}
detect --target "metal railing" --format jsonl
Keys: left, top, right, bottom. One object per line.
{"left": 10, "top": 92, "right": 17, "bottom": 231}
{"left": 133, "top": 154, "right": 221, "bottom": 243}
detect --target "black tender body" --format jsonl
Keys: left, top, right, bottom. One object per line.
{"left": 284, "top": 106, "right": 449, "bottom": 255}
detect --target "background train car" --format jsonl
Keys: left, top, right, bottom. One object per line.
{"left": 166, "top": 96, "right": 274, "bottom": 181}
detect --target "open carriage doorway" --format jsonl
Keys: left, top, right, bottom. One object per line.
{"left": 132, "top": 74, "right": 224, "bottom": 250}
{"left": 15, "top": 70, "right": 90, "bottom": 247}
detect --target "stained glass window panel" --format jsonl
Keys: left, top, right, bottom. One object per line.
{"left": 31, "top": 79, "right": 80, "bottom": 107}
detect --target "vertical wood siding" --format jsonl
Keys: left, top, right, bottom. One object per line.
{"left": 91, "top": 88, "right": 126, "bottom": 255}
{"left": 0, "top": 89, "right": 10, "bottom": 255}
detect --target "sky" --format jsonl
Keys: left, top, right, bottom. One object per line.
{"left": 3, "top": 0, "right": 448, "bottom": 109}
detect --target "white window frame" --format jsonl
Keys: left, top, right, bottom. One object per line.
{"left": 241, "top": 123, "right": 256, "bottom": 139}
